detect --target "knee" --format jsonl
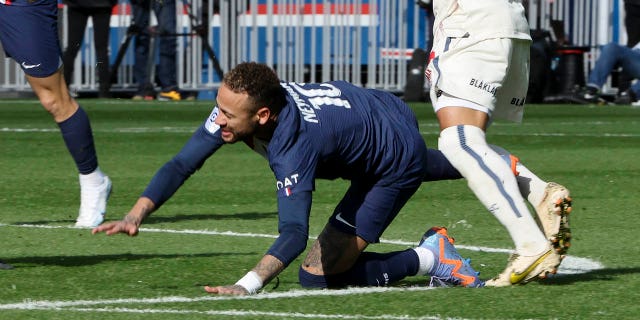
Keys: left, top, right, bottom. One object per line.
{"left": 38, "top": 91, "right": 76, "bottom": 122}
{"left": 600, "top": 42, "right": 622, "bottom": 56}
{"left": 37, "top": 90, "right": 60, "bottom": 114}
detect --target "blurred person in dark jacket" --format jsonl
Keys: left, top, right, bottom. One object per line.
{"left": 625, "top": 0, "right": 640, "bottom": 48}
{"left": 130, "top": 0, "right": 181, "bottom": 101}
{"left": 62, "top": 0, "right": 117, "bottom": 98}
{"left": 571, "top": 0, "right": 640, "bottom": 105}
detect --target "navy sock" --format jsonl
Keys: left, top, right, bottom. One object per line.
{"left": 298, "top": 266, "right": 330, "bottom": 288}
{"left": 424, "top": 148, "right": 462, "bottom": 181}
{"left": 57, "top": 107, "right": 98, "bottom": 174}
{"left": 298, "top": 249, "right": 420, "bottom": 288}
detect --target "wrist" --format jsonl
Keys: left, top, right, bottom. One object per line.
{"left": 235, "top": 271, "right": 263, "bottom": 294}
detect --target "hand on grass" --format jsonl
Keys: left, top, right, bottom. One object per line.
{"left": 92, "top": 220, "right": 139, "bottom": 236}
{"left": 204, "top": 284, "right": 249, "bottom": 295}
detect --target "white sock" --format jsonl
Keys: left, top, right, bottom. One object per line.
{"left": 515, "top": 163, "right": 548, "bottom": 207}
{"left": 413, "top": 247, "right": 436, "bottom": 275}
{"left": 489, "top": 144, "right": 549, "bottom": 207}
{"left": 79, "top": 167, "right": 105, "bottom": 187}
{"left": 439, "top": 126, "right": 547, "bottom": 256}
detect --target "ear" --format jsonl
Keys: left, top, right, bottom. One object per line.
{"left": 256, "top": 107, "right": 271, "bottom": 125}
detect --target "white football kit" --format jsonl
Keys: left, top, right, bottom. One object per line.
{"left": 427, "top": 0, "right": 531, "bottom": 122}
{"left": 426, "top": 1, "right": 571, "bottom": 287}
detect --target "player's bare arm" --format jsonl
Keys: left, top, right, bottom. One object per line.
{"left": 91, "top": 197, "right": 156, "bottom": 236}
{"left": 204, "top": 254, "right": 285, "bottom": 295}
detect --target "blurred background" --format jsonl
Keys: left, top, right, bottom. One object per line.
{"left": 0, "top": 0, "right": 631, "bottom": 102}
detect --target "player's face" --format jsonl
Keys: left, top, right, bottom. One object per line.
{"left": 215, "top": 84, "right": 260, "bottom": 143}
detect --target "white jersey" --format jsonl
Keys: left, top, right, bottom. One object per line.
{"left": 432, "top": 0, "right": 531, "bottom": 41}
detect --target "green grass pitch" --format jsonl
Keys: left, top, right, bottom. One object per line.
{"left": 0, "top": 98, "right": 639, "bottom": 319}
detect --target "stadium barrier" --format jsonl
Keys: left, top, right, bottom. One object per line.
{"left": 0, "top": 0, "right": 628, "bottom": 98}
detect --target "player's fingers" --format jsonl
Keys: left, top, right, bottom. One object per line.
{"left": 105, "top": 226, "right": 122, "bottom": 235}
{"left": 128, "top": 226, "right": 139, "bottom": 237}
{"left": 103, "top": 222, "right": 129, "bottom": 235}
{"left": 91, "top": 223, "right": 114, "bottom": 234}
{"left": 203, "top": 285, "right": 220, "bottom": 293}
{"left": 204, "top": 285, "right": 246, "bottom": 295}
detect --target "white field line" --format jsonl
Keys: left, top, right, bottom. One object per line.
{"left": 2, "top": 126, "right": 639, "bottom": 138}
{"left": 0, "top": 127, "right": 199, "bottom": 133}
{"left": 0, "top": 286, "right": 436, "bottom": 310}
{"left": 1, "top": 223, "right": 605, "bottom": 276}
{"left": 0, "top": 223, "right": 603, "bottom": 318}
{"left": 0, "top": 99, "right": 205, "bottom": 106}
{"left": 35, "top": 306, "right": 444, "bottom": 320}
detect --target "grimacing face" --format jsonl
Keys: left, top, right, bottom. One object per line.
{"left": 214, "top": 84, "right": 262, "bottom": 143}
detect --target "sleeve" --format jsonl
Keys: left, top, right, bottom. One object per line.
{"left": 266, "top": 191, "right": 312, "bottom": 267}
{"left": 270, "top": 140, "right": 319, "bottom": 198}
{"left": 141, "top": 109, "right": 225, "bottom": 208}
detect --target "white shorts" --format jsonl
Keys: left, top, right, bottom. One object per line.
{"left": 427, "top": 37, "right": 530, "bottom": 122}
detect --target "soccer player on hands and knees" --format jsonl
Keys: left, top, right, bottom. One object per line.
{"left": 425, "top": 0, "right": 572, "bottom": 286}
{"left": 93, "top": 62, "right": 485, "bottom": 294}
{"left": 0, "top": 0, "right": 111, "bottom": 270}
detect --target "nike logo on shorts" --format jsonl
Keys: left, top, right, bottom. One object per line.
{"left": 335, "top": 212, "right": 356, "bottom": 229}
{"left": 21, "top": 62, "right": 42, "bottom": 69}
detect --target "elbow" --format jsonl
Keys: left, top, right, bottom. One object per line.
{"left": 266, "top": 228, "right": 309, "bottom": 267}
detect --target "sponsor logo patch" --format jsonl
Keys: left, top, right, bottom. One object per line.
{"left": 204, "top": 106, "right": 220, "bottom": 134}
{"left": 276, "top": 173, "right": 300, "bottom": 196}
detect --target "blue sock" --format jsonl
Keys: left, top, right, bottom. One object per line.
{"left": 298, "top": 249, "right": 420, "bottom": 288}
{"left": 298, "top": 266, "right": 330, "bottom": 288}
{"left": 57, "top": 107, "right": 98, "bottom": 174}
{"left": 424, "top": 148, "right": 462, "bottom": 181}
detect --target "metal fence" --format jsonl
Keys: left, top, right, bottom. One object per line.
{"left": 0, "top": 0, "right": 628, "bottom": 97}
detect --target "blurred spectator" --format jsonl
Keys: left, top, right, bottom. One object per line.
{"left": 131, "top": 0, "right": 181, "bottom": 101}
{"left": 571, "top": 1, "right": 640, "bottom": 105}
{"left": 416, "top": 0, "right": 433, "bottom": 52}
{"left": 572, "top": 42, "right": 640, "bottom": 105}
{"left": 615, "top": 0, "right": 640, "bottom": 95}
{"left": 625, "top": 0, "right": 640, "bottom": 48}
{"left": 62, "top": 0, "right": 117, "bottom": 98}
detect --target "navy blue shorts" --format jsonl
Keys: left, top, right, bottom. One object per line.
{"left": 328, "top": 178, "right": 422, "bottom": 244}
{"left": 0, "top": 1, "right": 62, "bottom": 77}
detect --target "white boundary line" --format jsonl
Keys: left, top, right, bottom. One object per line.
{"left": 0, "top": 223, "right": 604, "bottom": 318}
{"left": 0, "top": 287, "right": 449, "bottom": 319}
{"left": 1, "top": 223, "right": 604, "bottom": 276}
{"left": 40, "top": 306, "right": 443, "bottom": 320}
{"left": 0, "top": 286, "right": 435, "bottom": 310}
{"left": 2, "top": 126, "right": 639, "bottom": 138}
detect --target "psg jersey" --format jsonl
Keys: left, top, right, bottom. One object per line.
{"left": 268, "top": 81, "right": 428, "bottom": 198}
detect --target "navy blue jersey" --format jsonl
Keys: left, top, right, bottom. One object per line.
{"left": 269, "top": 81, "right": 427, "bottom": 198}
{"left": 139, "top": 81, "right": 447, "bottom": 266}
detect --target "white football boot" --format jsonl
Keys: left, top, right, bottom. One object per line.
{"left": 75, "top": 175, "right": 112, "bottom": 228}
{"left": 486, "top": 182, "right": 572, "bottom": 287}
{"left": 485, "top": 244, "right": 563, "bottom": 287}
{"left": 535, "top": 182, "right": 572, "bottom": 255}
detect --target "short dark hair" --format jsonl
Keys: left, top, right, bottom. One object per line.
{"left": 223, "top": 62, "right": 287, "bottom": 114}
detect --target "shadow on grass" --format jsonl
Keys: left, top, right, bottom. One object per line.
{"left": 144, "top": 211, "right": 277, "bottom": 224}
{"left": 396, "top": 267, "right": 640, "bottom": 287}
{"left": 6, "top": 252, "right": 254, "bottom": 268}
{"left": 14, "top": 211, "right": 278, "bottom": 226}
{"left": 540, "top": 267, "right": 640, "bottom": 285}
